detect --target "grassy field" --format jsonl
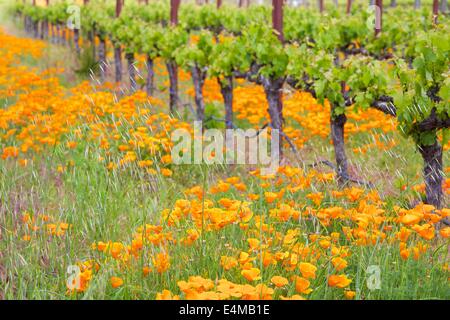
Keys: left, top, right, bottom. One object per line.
{"left": 0, "top": 3, "right": 449, "bottom": 300}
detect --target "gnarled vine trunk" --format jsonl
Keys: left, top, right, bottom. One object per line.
{"left": 114, "top": 45, "right": 123, "bottom": 83}
{"left": 24, "top": 16, "right": 29, "bottom": 33}
{"left": 166, "top": 61, "right": 178, "bottom": 114}
{"left": 51, "top": 25, "right": 57, "bottom": 43}
{"left": 40, "top": 20, "right": 47, "bottom": 39}
{"left": 418, "top": 141, "right": 443, "bottom": 209}
{"left": 318, "top": 0, "right": 324, "bottom": 12}
{"left": 146, "top": 55, "right": 154, "bottom": 96}
{"left": 191, "top": 65, "right": 206, "bottom": 122}
{"left": 330, "top": 106, "right": 349, "bottom": 186}
{"left": 433, "top": 0, "right": 440, "bottom": 24}
{"left": 90, "top": 29, "right": 96, "bottom": 60}
{"left": 59, "top": 25, "right": 66, "bottom": 45}
{"left": 219, "top": 76, "right": 234, "bottom": 130}
{"left": 44, "top": 21, "right": 49, "bottom": 39}
{"left": 262, "top": 77, "right": 284, "bottom": 159}
{"left": 73, "top": 29, "right": 80, "bottom": 54}
{"left": 33, "top": 20, "right": 39, "bottom": 38}
{"left": 126, "top": 52, "right": 137, "bottom": 92}
{"left": 346, "top": 0, "right": 352, "bottom": 13}
{"left": 55, "top": 24, "right": 61, "bottom": 44}
{"left": 98, "top": 38, "right": 107, "bottom": 83}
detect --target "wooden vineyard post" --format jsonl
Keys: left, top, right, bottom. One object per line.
{"left": 318, "top": 0, "right": 324, "bottom": 12}
{"left": 346, "top": 0, "right": 352, "bottom": 14}
{"left": 375, "top": 0, "right": 382, "bottom": 37}
{"left": 34, "top": 0, "right": 39, "bottom": 38}
{"left": 40, "top": 0, "right": 50, "bottom": 39}
{"left": 217, "top": 0, "right": 222, "bottom": 8}
{"left": 23, "top": 0, "right": 28, "bottom": 33}
{"left": 168, "top": 0, "right": 181, "bottom": 113}
{"left": 114, "top": 0, "right": 123, "bottom": 83}
{"left": 171, "top": 0, "right": 181, "bottom": 26}
{"left": 272, "top": 0, "right": 283, "bottom": 42}
{"left": 432, "top": 0, "right": 439, "bottom": 24}
{"left": 113, "top": 0, "right": 136, "bottom": 92}
{"left": 116, "top": 0, "right": 123, "bottom": 19}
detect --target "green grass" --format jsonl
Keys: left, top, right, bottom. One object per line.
{"left": 1, "top": 146, "right": 448, "bottom": 299}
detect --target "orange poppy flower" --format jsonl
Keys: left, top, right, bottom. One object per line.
{"left": 271, "top": 276, "right": 288, "bottom": 287}
{"left": 110, "top": 276, "right": 123, "bottom": 288}
{"left": 440, "top": 227, "right": 450, "bottom": 238}
{"left": 331, "top": 257, "right": 348, "bottom": 271}
{"left": 295, "top": 276, "right": 313, "bottom": 294}
{"left": 156, "top": 289, "right": 180, "bottom": 300}
{"left": 345, "top": 290, "right": 356, "bottom": 299}
{"left": 299, "top": 262, "right": 317, "bottom": 279}
{"left": 328, "top": 275, "right": 352, "bottom": 288}
{"left": 280, "top": 294, "right": 306, "bottom": 300}
{"left": 241, "top": 268, "right": 261, "bottom": 282}
{"left": 221, "top": 256, "right": 238, "bottom": 271}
